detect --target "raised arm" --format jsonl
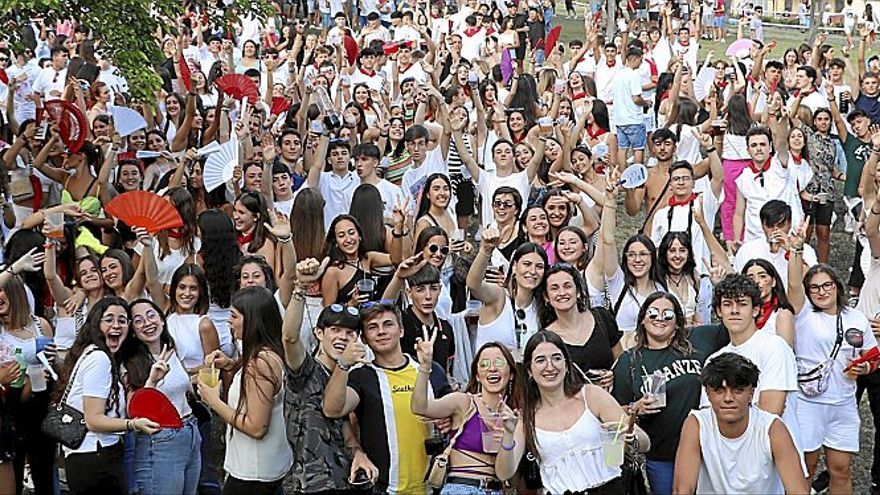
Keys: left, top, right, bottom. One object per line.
{"left": 786, "top": 220, "right": 808, "bottom": 314}
{"left": 410, "top": 329, "right": 467, "bottom": 419}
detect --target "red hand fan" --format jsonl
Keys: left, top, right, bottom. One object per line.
{"left": 214, "top": 74, "right": 259, "bottom": 102}
{"left": 128, "top": 388, "right": 183, "bottom": 428}
{"left": 545, "top": 26, "right": 562, "bottom": 56}
{"left": 845, "top": 347, "right": 880, "bottom": 372}
{"left": 0, "top": 71, "right": 8, "bottom": 86}
{"left": 270, "top": 96, "right": 291, "bottom": 116}
{"left": 41, "top": 100, "right": 87, "bottom": 153}
{"left": 343, "top": 36, "right": 360, "bottom": 65}
{"left": 178, "top": 57, "right": 192, "bottom": 92}
{"left": 105, "top": 190, "right": 184, "bottom": 234}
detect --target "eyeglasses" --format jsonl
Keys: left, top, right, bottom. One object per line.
{"left": 808, "top": 281, "right": 836, "bottom": 294}
{"left": 428, "top": 244, "right": 450, "bottom": 255}
{"left": 478, "top": 357, "right": 509, "bottom": 370}
{"left": 329, "top": 303, "right": 360, "bottom": 316}
{"left": 101, "top": 316, "right": 130, "bottom": 326}
{"left": 493, "top": 200, "right": 514, "bottom": 210}
{"left": 646, "top": 307, "right": 676, "bottom": 322}
{"left": 132, "top": 310, "right": 159, "bottom": 328}
{"left": 625, "top": 251, "right": 651, "bottom": 259}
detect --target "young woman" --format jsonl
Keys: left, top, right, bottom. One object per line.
{"left": 719, "top": 94, "right": 754, "bottom": 245}
{"left": 742, "top": 259, "right": 795, "bottom": 346}
{"left": 320, "top": 215, "right": 397, "bottom": 306}
{"left": 488, "top": 187, "right": 525, "bottom": 262}
{"left": 199, "top": 210, "right": 241, "bottom": 358}
{"left": 612, "top": 292, "right": 728, "bottom": 495}
{"left": 789, "top": 217, "right": 879, "bottom": 493}
{"left": 411, "top": 342, "right": 520, "bottom": 494}
{"left": 495, "top": 331, "right": 650, "bottom": 493}
{"left": 198, "top": 287, "right": 293, "bottom": 495}
{"left": 232, "top": 191, "right": 276, "bottom": 264}
{"left": 126, "top": 299, "right": 201, "bottom": 495}
{"left": 134, "top": 186, "right": 200, "bottom": 287}
{"left": 656, "top": 232, "right": 703, "bottom": 326}
{"left": 45, "top": 248, "right": 106, "bottom": 351}
{"left": 289, "top": 188, "right": 325, "bottom": 340}
{"left": 414, "top": 173, "right": 457, "bottom": 241}
{"left": 540, "top": 263, "right": 622, "bottom": 389}
{"left": 467, "top": 226, "right": 547, "bottom": 358}
{"left": 56, "top": 297, "right": 159, "bottom": 494}
{"left": 520, "top": 205, "right": 556, "bottom": 265}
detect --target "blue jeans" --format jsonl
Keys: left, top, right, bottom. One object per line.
{"left": 134, "top": 417, "right": 202, "bottom": 495}
{"left": 198, "top": 414, "right": 221, "bottom": 495}
{"left": 533, "top": 48, "right": 546, "bottom": 66}
{"left": 440, "top": 482, "right": 503, "bottom": 495}
{"left": 645, "top": 459, "right": 674, "bottom": 495}
{"left": 616, "top": 123, "right": 647, "bottom": 150}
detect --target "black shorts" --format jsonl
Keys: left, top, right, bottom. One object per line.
{"left": 801, "top": 199, "right": 835, "bottom": 226}
{"left": 451, "top": 174, "right": 476, "bottom": 217}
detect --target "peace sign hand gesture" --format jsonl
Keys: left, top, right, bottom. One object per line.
{"left": 415, "top": 325, "right": 436, "bottom": 371}
{"left": 147, "top": 345, "right": 175, "bottom": 387}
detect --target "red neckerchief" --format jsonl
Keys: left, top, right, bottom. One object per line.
{"left": 237, "top": 231, "right": 255, "bottom": 246}
{"left": 669, "top": 193, "right": 698, "bottom": 207}
{"left": 756, "top": 295, "right": 778, "bottom": 329}
{"left": 463, "top": 85, "right": 472, "bottom": 98}
{"left": 512, "top": 131, "right": 526, "bottom": 144}
{"left": 464, "top": 27, "right": 481, "bottom": 37}
{"left": 359, "top": 67, "right": 376, "bottom": 77}
{"left": 398, "top": 62, "right": 414, "bottom": 74}
{"left": 167, "top": 230, "right": 182, "bottom": 240}
{"left": 750, "top": 157, "right": 772, "bottom": 175}
{"left": 606, "top": 59, "right": 616, "bottom": 68}
{"left": 571, "top": 91, "right": 587, "bottom": 101}
{"left": 791, "top": 152, "right": 803, "bottom": 165}
{"left": 586, "top": 125, "right": 607, "bottom": 140}
{"left": 594, "top": 163, "right": 605, "bottom": 174}
{"left": 485, "top": 28, "right": 496, "bottom": 36}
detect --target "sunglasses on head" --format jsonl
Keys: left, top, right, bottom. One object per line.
{"left": 329, "top": 303, "right": 360, "bottom": 316}
{"left": 428, "top": 244, "right": 449, "bottom": 255}
{"left": 360, "top": 298, "right": 397, "bottom": 310}
{"left": 646, "top": 307, "right": 676, "bottom": 322}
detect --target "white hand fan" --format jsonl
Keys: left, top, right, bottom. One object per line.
{"left": 203, "top": 138, "right": 239, "bottom": 192}
{"left": 135, "top": 150, "right": 162, "bottom": 159}
{"left": 693, "top": 67, "right": 717, "bottom": 103}
{"left": 197, "top": 140, "right": 221, "bottom": 157}
{"left": 110, "top": 106, "right": 148, "bottom": 137}
{"left": 617, "top": 163, "right": 648, "bottom": 189}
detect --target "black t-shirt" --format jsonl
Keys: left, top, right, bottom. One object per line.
{"left": 612, "top": 325, "right": 730, "bottom": 461}
{"left": 400, "top": 308, "right": 455, "bottom": 373}
{"left": 527, "top": 20, "right": 545, "bottom": 49}
{"left": 561, "top": 308, "right": 622, "bottom": 373}
{"left": 856, "top": 92, "right": 880, "bottom": 124}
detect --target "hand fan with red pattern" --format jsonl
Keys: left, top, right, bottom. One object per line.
{"left": 105, "top": 190, "right": 184, "bottom": 234}
{"left": 128, "top": 388, "right": 183, "bottom": 428}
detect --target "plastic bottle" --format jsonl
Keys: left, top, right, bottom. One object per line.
{"left": 11, "top": 348, "right": 26, "bottom": 388}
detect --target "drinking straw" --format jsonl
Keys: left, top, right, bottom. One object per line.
{"left": 612, "top": 413, "right": 626, "bottom": 444}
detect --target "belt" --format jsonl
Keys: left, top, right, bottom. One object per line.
{"left": 446, "top": 476, "right": 503, "bottom": 491}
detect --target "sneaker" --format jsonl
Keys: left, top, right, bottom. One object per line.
{"left": 812, "top": 469, "right": 830, "bottom": 494}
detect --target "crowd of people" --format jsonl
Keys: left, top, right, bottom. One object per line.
{"left": 1, "top": 0, "right": 880, "bottom": 493}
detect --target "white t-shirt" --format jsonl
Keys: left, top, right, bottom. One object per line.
{"left": 369, "top": 178, "right": 406, "bottom": 221}
{"left": 594, "top": 57, "right": 623, "bottom": 104}
{"left": 32, "top": 66, "right": 67, "bottom": 100}
{"left": 476, "top": 169, "right": 530, "bottom": 227}
{"left": 794, "top": 305, "right": 878, "bottom": 405}
{"left": 733, "top": 238, "right": 818, "bottom": 287}
{"left": 401, "top": 147, "right": 448, "bottom": 213}
{"left": 63, "top": 349, "right": 123, "bottom": 456}
{"left": 650, "top": 188, "right": 723, "bottom": 274}
{"left": 459, "top": 29, "right": 487, "bottom": 62}
{"left": 611, "top": 66, "right": 646, "bottom": 127}
{"left": 703, "top": 330, "right": 801, "bottom": 450}
{"left": 735, "top": 158, "right": 804, "bottom": 242}
{"left": 315, "top": 170, "right": 360, "bottom": 230}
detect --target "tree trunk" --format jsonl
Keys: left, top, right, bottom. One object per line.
{"left": 807, "top": 0, "right": 825, "bottom": 44}
{"left": 606, "top": 0, "right": 617, "bottom": 38}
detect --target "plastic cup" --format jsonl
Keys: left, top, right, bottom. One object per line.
{"left": 357, "top": 279, "right": 376, "bottom": 299}
{"left": 650, "top": 372, "right": 667, "bottom": 408}
{"left": 480, "top": 413, "right": 502, "bottom": 453}
{"left": 817, "top": 192, "right": 829, "bottom": 205}
{"left": 27, "top": 364, "right": 47, "bottom": 392}
{"left": 46, "top": 212, "right": 64, "bottom": 239}
{"left": 199, "top": 368, "right": 220, "bottom": 388}
{"left": 538, "top": 117, "right": 553, "bottom": 134}
{"left": 600, "top": 429, "right": 625, "bottom": 467}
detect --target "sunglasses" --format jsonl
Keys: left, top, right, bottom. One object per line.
{"left": 329, "top": 303, "right": 360, "bottom": 316}
{"left": 428, "top": 244, "right": 449, "bottom": 255}
{"left": 0, "top": 57, "right": 8, "bottom": 63}
{"left": 478, "top": 357, "right": 509, "bottom": 370}
{"left": 493, "top": 200, "right": 515, "bottom": 209}
{"left": 360, "top": 298, "right": 396, "bottom": 310}
{"left": 646, "top": 307, "right": 676, "bottom": 322}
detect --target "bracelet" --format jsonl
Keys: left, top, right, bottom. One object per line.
{"left": 380, "top": 133, "right": 389, "bottom": 138}
{"left": 417, "top": 366, "right": 432, "bottom": 374}
{"left": 874, "top": 147, "right": 880, "bottom": 153}
{"left": 392, "top": 229, "right": 409, "bottom": 238}
{"left": 790, "top": 248, "right": 803, "bottom": 254}
{"left": 126, "top": 419, "right": 133, "bottom": 432}
{"left": 276, "top": 235, "right": 293, "bottom": 243}
{"left": 501, "top": 438, "right": 516, "bottom": 450}
{"left": 705, "top": 146, "right": 717, "bottom": 154}
{"left": 872, "top": 207, "right": 880, "bottom": 215}
{"left": 291, "top": 289, "right": 306, "bottom": 301}
{"left": 336, "top": 358, "right": 353, "bottom": 372}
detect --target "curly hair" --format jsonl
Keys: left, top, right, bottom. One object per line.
{"left": 712, "top": 273, "right": 761, "bottom": 311}
{"left": 199, "top": 209, "right": 241, "bottom": 308}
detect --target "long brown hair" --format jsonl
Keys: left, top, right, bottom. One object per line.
{"left": 158, "top": 187, "right": 197, "bottom": 260}
{"left": 632, "top": 291, "right": 693, "bottom": 357}
{"left": 0, "top": 275, "right": 32, "bottom": 330}
{"left": 291, "top": 188, "right": 326, "bottom": 260}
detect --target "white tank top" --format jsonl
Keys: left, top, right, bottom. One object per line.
{"left": 693, "top": 406, "right": 784, "bottom": 494}
{"left": 207, "top": 304, "right": 234, "bottom": 357}
{"left": 166, "top": 313, "right": 210, "bottom": 370}
{"left": 224, "top": 352, "right": 293, "bottom": 482}
{"left": 535, "top": 389, "right": 621, "bottom": 492}
{"left": 475, "top": 296, "right": 538, "bottom": 355}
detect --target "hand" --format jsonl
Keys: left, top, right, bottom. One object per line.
{"left": 10, "top": 247, "right": 45, "bottom": 274}
{"left": 562, "top": 190, "right": 582, "bottom": 206}
{"left": 634, "top": 394, "right": 663, "bottom": 415}
{"left": 702, "top": 256, "right": 729, "bottom": 286}
{"left": 231, "top": 164, "right": 242, "bottom": 183}
{"left": 500, "top": 408, "right": 519, "bottom": 434}
{"left": 132, "top": 226, "right": 153, "bottom": 247}
{"left": 395, "top": 253, "right": 427, "bottom": 280}
{"left": 132, "top": 417, "right": 161, "bottom": 435}
{"left": 349, "top": 450, "right": 379, "bottom": 485}
{"left": 339, "top": 340, "right": 368, "bottom": 369}
{"left": 0, "top": 362, "right": 20, "bottom": 385}
{"left": 296, "top": 257, "right": 327, "bottom": 285}
{"left": 845, "top": 360, "right": 871, "bottom": 380}
{"left": 787, "top": 218, "right": 809, "bottom": 250}
{"left": 604, "top": 167, "right": 621, "bottom": 198}
{"left": 184, "top": 148, "right": 199, "bottom": 163}
{"left": 415, "top": 325, "right": 436, "bottom": 370}
{"left": 871, "top": 125, "right": 880, "bottom": 148}
{"left": 480, "top": 225, "right": 501, "bottom": 251}
{"left": 196, "top": 379, "right": 222, "bottom": 407}
{"left": 147, "top": 344, "right": 174, "bottom": 385}
{"left": 391, "top": 199, "right": 406, "bottom": 230}
{"left": 263, "top": 211, "right": 291, "bottom": 239}
{"left": 869, "top": 317, "right": 880, "bottom": 339}
{"left": 204, "top": 349, "right": 234, "bottom": 371}
{"left": 692, "top": 196, "right": 705, "bottom": 226}
{"left": 596, "top": 369, "right": 614, "bottom": 390}
{"left": 549, "top": 171, "right": 578, "bottom": 185}
{"left": 62, "top": 290, "right": 87, "bottom": 315}
{"left": 600, "top": 421, "right": 635, "bottom": 444}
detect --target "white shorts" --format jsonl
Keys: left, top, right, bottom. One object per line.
{"left": 796, "top": 396, "right": 860, "bottom": 453}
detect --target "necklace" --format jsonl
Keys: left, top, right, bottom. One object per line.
{"left": 479, "top": 393, "right": 503, "bottom": 413}
{"left": 667, "top": 273, "right": 686, "bottom": 287}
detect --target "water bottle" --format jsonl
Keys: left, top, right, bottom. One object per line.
{"left": 839, "top": 93, "right": 850, "bottom": 114}
{"left": 11, "top": 348, "right": 26, "bottom": 389}
{"left": 314, "top": 86, "right": 340, "bottom": 130}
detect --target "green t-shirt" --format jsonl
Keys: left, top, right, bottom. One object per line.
{"left": 843, "top": 133, "right": 872, "bottom": 198}
{"left": 612, "top": 325, "right": 729, "bottom": 461}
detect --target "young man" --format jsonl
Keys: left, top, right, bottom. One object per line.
{"left": 351, "top": 143, "right": 405, "bottom": 221}
{"left": 282, "top": 267, "right": 378, "bottom": 492}
{"left": 307, "top": 136, "right": 359, "bottom": 229}
{"left": 733, "top": 126, "right": 803, "bottom": 244}
{"left": 400, "top": 124, "right": 448, "bottom": 212}
{"left": 322, "top": 301, "right": 452, "bottom": 493}
{"left": 612, "top": 47, "right": 652, "bottom": 172}
{"left": 674, "top": 352, "right": 809, "bottom": 494}
{"left": 733, "top": 200, "right": 818, "bottom": 286}
{"left": 749, "top": 5, "right": 764, "bottom": 42}
{"left": 703, "top": 274, "right": 802, "bottom": 454}
{"left": 349, "top": 46, "right": 385, "bottom": 92}
{"left": 594, "top": 43, "right": 622, "bottom": 107}
{"left": 31, "top": 46, "right": 67, "bottom": 101}
{"left": 792, "top": 65, "right": 829, "bottom": 114}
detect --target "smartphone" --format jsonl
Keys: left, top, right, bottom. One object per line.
{"left": 351, "top": 469, "right": 372, "bottom": 487}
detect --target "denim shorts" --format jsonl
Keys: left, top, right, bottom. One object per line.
{"left": 440, "top": 482, "right": 504, "bottom": 495}
{"left": 616, "top": 123, "right": 647, "bottom": 150}
{"left": 714, "top": 15, "right": 726, "bottom": 27}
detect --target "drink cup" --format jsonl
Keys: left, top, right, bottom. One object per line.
{"left": 554, "top": 80, "right": 566, "bottom": 93}
{"left": 357, "top": 279, "right": 376, "bottom": 300}
{"left": 817, "top": 192, "right": 829, "bottom": 205}
{"left": 650, "top": 371, "right": 667, "bottom": 408}
{"left": 480, "top": 413, "right": 502, "bottom": 453}
{"left": 424, "top": 422, "right": 445, "bottom": 456}
{"left": 199, "top": 367, "right": 220, "bottom": 388}
{"left": 341, "top": 75, "right": 351, "bottom": 87}
{"left": 538, "top": 116, "right": 553, "bottom": 134}
{"left": 465, "top": 300, "right": 481, "bottom": 327}
{"left": 600, "top": 428, "right": 625, "bottom": 467}
{"left": 46, "top": 212, "right": 64, "bottom": 239}
{"left": 27, "top": 364, "right": 47, "bottom": 392}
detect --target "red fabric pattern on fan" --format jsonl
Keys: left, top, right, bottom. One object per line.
{"left": 178, "top": 57, "right": 192, "bottom": 92}
{"left": 42, "top": 101, "right": 87, "bottom": 153}
{"left": 546, "top": 26, "right": 562, "bottom": 55}
{"left": 128, "top": 388, "right": 183, "bottom": 428}
{"left": 105, "top": 190, "right": 184, "bottom": 234}
{"left": 214, "top": 74, "right": 259, "bottom": 102}
{"left": 270, "top": 97, "right": 292, "bottom": 116}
